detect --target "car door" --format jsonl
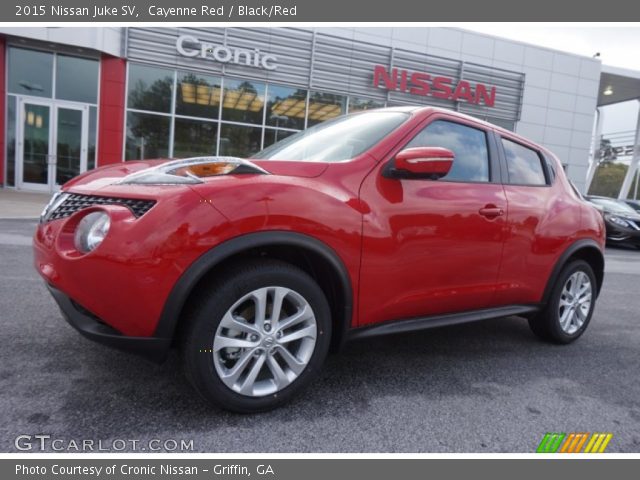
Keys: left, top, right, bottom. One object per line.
{"left": 492, "top": 134, "right": 564, "bottom": 306}
{"left": 358, "top": 114, "right": 508, "bottom": 327}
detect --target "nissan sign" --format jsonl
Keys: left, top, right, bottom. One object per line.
{"left": 373, "top": 65, "right": 497, "bottom": 107}
{"left": 176, "top": 35, "right": 278, "bottom": 71}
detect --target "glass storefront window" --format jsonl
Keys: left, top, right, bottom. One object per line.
{"left": 6, "top": 96, "right": 16, "bottom": 186}
{"left": 173, "top": 118, "right": 218, "bottom": 158}
{"left": 265, "top": 85, "right": 306, "bottom": 130}
{"left": 307, "top": 92, "right": 347, "bottom": 127}
{"left": 176, "top": 72, "right": 221, "bottom": 119}
{"left": 219, "top": 124, "right": 263, "bottom": 158}
{"left": 263, "top": 128, "right": 297, "bottom": 149}
{"left": 55, "top": 55, "right": 99, "bottom": 104}
{"left": 88, "top": 107, "right": 97, "bottom": 170}
{"left": 127, "top": 64, "right": 173, "bottom": 113}
{"left": 221, "top": 79, "right": 265, "bottom": 125}
{"left": 349, "top": 96, "right": 384, "bottom": 113}
{"left": 8, "top": 48, "right": 53, "bottom": 98}
{"left": 125, "top": 112, "right": 170, "bottom": 160}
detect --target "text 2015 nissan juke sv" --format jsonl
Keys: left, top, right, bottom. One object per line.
{"left": 34, "top": 107, "right": 605, "bottom": 412}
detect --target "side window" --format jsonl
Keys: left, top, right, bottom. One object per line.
{"left": 502, "top": 138, "right": 547, "bottom": 186}
{"left": 406, "top": 120, "right": 490, "bottom": 182}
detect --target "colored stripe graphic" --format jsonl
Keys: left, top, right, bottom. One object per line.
{"left": 537, "top": 433, "right": 566, "bottom": 453}
{"left": 584, "top": 433, "right": 613, "bottom": 453}
{"left": 537, "top": 433, "right": 613, "bottom": 453}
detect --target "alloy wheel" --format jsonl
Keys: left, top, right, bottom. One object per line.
{"left": 213, "top": 286, "right": 317, "bottom": 397}
{"left": 558, "top": 271, "right": 593, "bottom": 335}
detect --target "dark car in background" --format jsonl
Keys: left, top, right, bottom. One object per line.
{"left": 623, "top": 199, "right": 640, "bottom": 213}
{"left": 586, "top": 196, "right": 640, "bottom": 249}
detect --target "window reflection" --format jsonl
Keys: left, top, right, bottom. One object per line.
{"left": 127, "top": 64, "right": 173, "bottom": 113}
{"left": 408, "top": 120, "right": 490, "bottom": 182}
{"left": 221, "top": 79, "right": 265, "bottom": 125}
{"left": 173, "top": 118, "right": 218, "bottom": 158}
{"left": 56, "top": 55, "right": 99, "bottom": 104}
{"left": 349, "top": 96, "right": 384, "bottom": 113}
{"left": 219, "top": 124, "right": 262, "bottom": 158}
{"left": 8, "top": 48, "right": 53, "bottom": 98}
{"left": 7, "top": 96, "right": 16, "bottom": 186}
{"left": 263, "top": 128, "right": 297, "bottom": 149}
{"left": 502, "top": 138, "right": 546, "bottom": 185}
{"left": 125, "top": 112, "right": 170, "bottom": 160}
{"left": 88, "top": 107, "right": 97, "bottom": 170}
{"left": 266, "top": 85, "right": 306, "bottom": 130}
{"left": 307, "top": 92, "right": 347, "bottom": 127}
{"left": 56, "top": 108, "right": 83, "bottom": 185}
{"left": 177, "top": 72, "right": 221, "bottom": 119}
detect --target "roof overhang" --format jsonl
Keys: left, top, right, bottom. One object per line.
{"left": 598, "top": 65, "right": 640, "bottom": 107}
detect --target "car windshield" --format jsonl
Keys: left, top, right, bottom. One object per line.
{"left": 252, "top": 111, "right": 410, "bottom": 162}
{"left": 589, "top": 198, "right": 637, "bottom": 214}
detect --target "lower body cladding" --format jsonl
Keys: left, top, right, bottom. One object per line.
{"left": 48, "top": 279, "right": 540, "bottom": 363}
{"left": 47, "top": 284, "right": 171, "bottom": 363}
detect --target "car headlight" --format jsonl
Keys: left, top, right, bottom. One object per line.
{"left": 74, "top": 212, "right": 110, "bottom": 253}
{"left": 606, "top": 214, "right": 630, "bottom": 228}
{"left": 117, "top": 157, "right": 268, "bottom": 185}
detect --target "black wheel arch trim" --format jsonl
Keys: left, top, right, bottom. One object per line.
{"left": 541, "top": 238, "right": 605, "bottom": 305}
{"left": 154, "top": 231, "right": 354, "bottom": 347}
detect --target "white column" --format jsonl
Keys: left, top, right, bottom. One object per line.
{"left": 618, "top": 100, "right": 640, "bottom": 199}
{"left": 585, "top": 107, "right": 604, "bottom": 193}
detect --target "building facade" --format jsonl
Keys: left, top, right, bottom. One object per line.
{"left": 0, "top": 27, "right": 604, "bottom": 193}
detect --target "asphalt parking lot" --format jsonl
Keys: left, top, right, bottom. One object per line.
{"left": 1, "top": 218, "right": 639, "bottom": 453}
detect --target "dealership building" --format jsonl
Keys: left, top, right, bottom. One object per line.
{"left": 0, "top": 26, "right": 638, "bottom": 194}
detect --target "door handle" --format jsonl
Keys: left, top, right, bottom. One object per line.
{"left": 479, "top": 205, "right": 504, "bottom": 218}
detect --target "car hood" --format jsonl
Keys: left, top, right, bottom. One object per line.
{"left": 603, "top": 209, "right": 640, "bottom": 222}
{"left": 62, "top": 158, "right": 329, "bottom": 194}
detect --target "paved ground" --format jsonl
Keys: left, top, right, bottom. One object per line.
{"left": 1, "top": 218, "right": 639, "bottom": 453}
{"left": 0, "top": 189, "right": 49, "bottom": 219}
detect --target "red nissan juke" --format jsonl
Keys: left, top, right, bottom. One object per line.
{"left": 33, "top": 107, "right": 606, "bottom": 412}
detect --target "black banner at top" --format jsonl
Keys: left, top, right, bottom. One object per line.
{"left": 4, "top": 0, "right": 640, "bottom": 21}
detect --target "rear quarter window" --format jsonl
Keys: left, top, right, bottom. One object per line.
{"left": 502, "top": 138, "right": 547, "bottom": 186}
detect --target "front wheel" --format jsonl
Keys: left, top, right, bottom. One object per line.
{"left": 528, "top": 260, "right": 597, "bottom": 344}
{"left": 181, "top": 260, "right": 331, "bottom": 413}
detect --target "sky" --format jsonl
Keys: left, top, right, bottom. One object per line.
{"left": 465, "top": 25, "right": 640, "bottom": 135}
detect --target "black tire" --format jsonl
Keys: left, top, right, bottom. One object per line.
{"left": 180, "top": 259, "right": 331, "bottom": 413}
{"left": 528, "top": 260, "right": 597, "bottom": 344}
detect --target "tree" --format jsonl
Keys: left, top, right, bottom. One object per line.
{"left": 588, "top": 162, "right": 628, "bottom": 197}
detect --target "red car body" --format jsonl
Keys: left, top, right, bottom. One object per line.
{"left": 33, "top": 107, "right": 606, "bottom": 363}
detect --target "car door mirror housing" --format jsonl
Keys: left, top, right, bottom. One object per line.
{"left": 386, "top": 147, "right": 454, "bottom": 180}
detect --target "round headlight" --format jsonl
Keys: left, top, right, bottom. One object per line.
{"left": 74, "top": 212, "right": 110, "bottom": 253}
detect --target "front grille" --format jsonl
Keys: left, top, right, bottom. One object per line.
{"left": 48, "top": 193, "right": 156, "bottom": 221}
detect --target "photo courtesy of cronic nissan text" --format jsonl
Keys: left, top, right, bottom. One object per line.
{"left": 0, "top": 1, "right": 639, "bottom": 478}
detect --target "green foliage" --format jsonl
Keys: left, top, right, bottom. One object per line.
{"left": 588, "top": 163, "right": 627, "bottom": 197}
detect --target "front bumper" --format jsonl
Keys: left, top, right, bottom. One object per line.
{"left": 605, "top": 223, "right": 640, "bottom": 247}
{"left": 47, "top": 284, "right": 171, "bottom": 363}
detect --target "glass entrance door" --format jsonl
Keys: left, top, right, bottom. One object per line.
{"left": 55, "top": 105, "right": 88, "bottom": 187}
{"left": 17, "top": 97, "right": 88, "bottom": 192}
{"left": 18, "top": 100, "right": 52, "bottom": 190}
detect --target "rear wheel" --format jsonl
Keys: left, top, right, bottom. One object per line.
{"left": 528, "top": 260, "right": 597, "bottom": 344}
{"left": 181, "top": 260, "right": 331, "bottom": 413}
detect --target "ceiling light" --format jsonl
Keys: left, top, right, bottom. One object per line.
{"left": 603, "top": 86, "right": 614, "bottom": 96}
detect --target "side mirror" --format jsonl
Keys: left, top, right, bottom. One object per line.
{"left": 390, "top": 147, "right": 454, "bottom": 180}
